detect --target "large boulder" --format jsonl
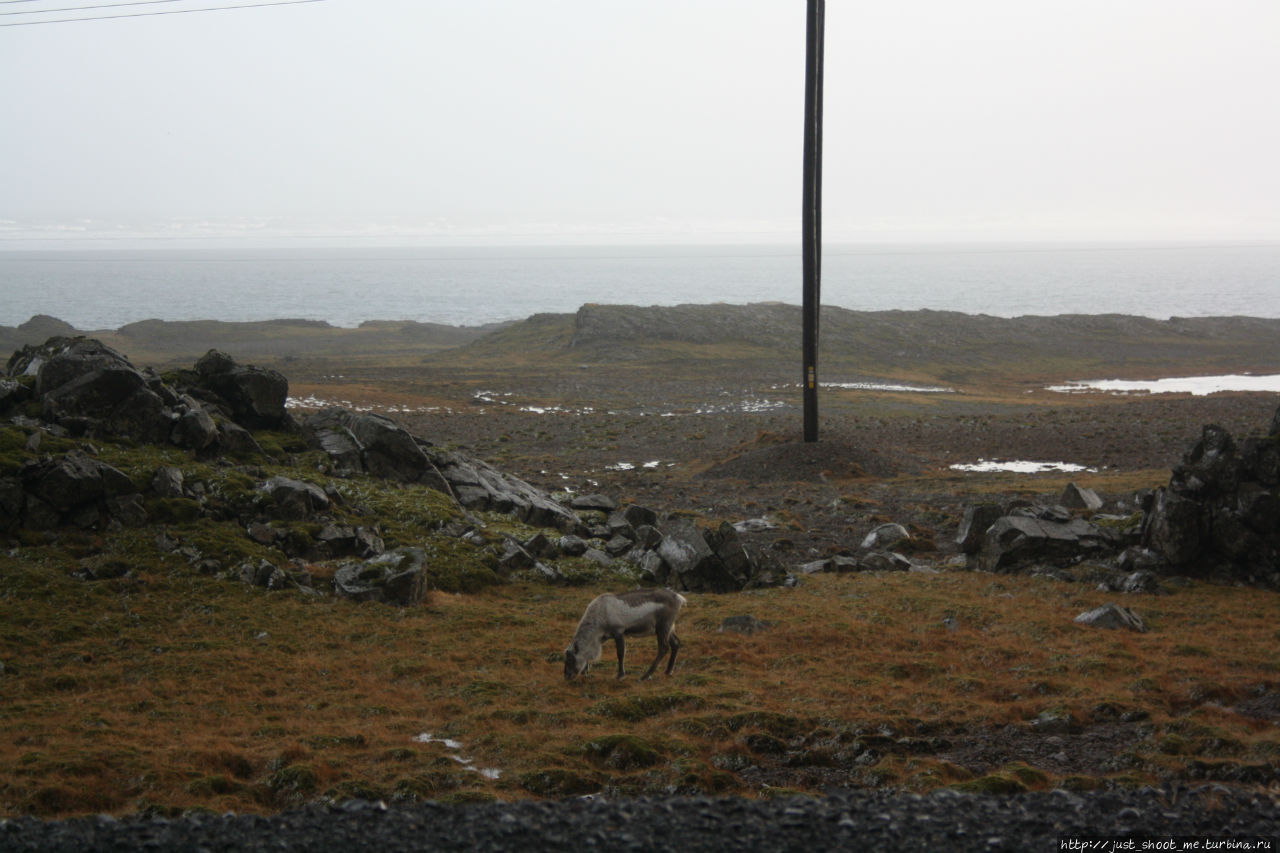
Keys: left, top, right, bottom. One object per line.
{"left": 955, "top": 503, "right": 1004, "bottom": 554}
{"left": 650, "top": 516, "right": 781, "bottom": 593}
{"left": 976, "top": 514, "right": 1119, "bottom": 573}
{"left": 18, "top": 450, "right": 139, "bottom": 529}
{"left": 303, "top": 408, "right": 443, "bottom": 486}
{"left": 16, "top": 338, "right": 171, "bottom": 442}
{"left": 1140, "top": 412, "right": 1280, "bottom": 586}
{"left": 332, "top": 548, "right": 429, "bottom": 606}
{"left": 261, "top": 475, "right": 330, "bottom": 521}
{"left": 193, "top": 349, "right": 289, "bottom": 429}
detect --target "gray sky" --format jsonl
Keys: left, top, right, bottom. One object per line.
{"left": 2, "top": 0, "right": 1277, "bottom": 247}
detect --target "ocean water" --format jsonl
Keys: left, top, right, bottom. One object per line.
{"left": 1, "top": 241, "right": 1278, "bottom": 330}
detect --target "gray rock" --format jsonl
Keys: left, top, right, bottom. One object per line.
{"left": 171, "top": 401, "right": 219, "bottom": 451}
{"left": 262, "top": 476, "right": 329, "bottom": 520}
{"left": 657, "top": 517, "right": 740, "bottom": 593}
{"left": 571, "top": 494, "right": 618, "bottom": 512}
{"left": 859, "top": 551, "right": 914, "bottom": 572}
{"left": 861, "top": 522, "right": 910, "bottom": 551}
{"left": 733, "top": 517, "right": 778, "bottom": 534}
{"left": 332, "top": 548, "right": 428, "bottom": 606}
{"left": 151, "top": 466, "right": 186, "bottom": 499}
{"left": 719, "top": 614, "right": 772, "bottom": 635}
{"left": 194, "top": 349, "right": 289, "bottom": 429}
{"left": 557, "top": 535, "right": 589, "bottom": 557}
{"left": 237, "top": 559, "right": 287, "bottom": 590}
{"left": 20, "top": 451, "right": 135, "bottom": 513}
{"left": 622, "top": 504, "right": 659, "bottom": 528}
{"left": 956, "top": 504, "right": 1003, "bottom": 554}
{"left": 316, "top": 524, "right": 384, "bottom": 558}
{"left": 1074, "top": 603, "right": 1146, "bottom": 632}
{"left": 0, "top": 377, "right": 30, "bottom": 412}
{"left": 604, "top": 534, "right": 633, "bottom": 557}
{"left": 0, "top": 477, "right": 24, "bottom": 521}
{"left": 1062, "top": 482, "right": 1104, "bottom": 510}
{"left": 1119, "top": 570, "right": 1165, "bottom": 595}
{"left": 977, "top": 515, "right": 1116, "bottom": 573}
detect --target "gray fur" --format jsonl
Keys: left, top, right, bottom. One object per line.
{"left": 563, "top": 589, "right": 686, "bottom": 681}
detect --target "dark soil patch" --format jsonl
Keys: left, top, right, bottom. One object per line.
{"left": 937, "top": 722, "right": 1151, "bottom": 778}
{"left": 696, "top": 432, "right": 922, "bottom": 482}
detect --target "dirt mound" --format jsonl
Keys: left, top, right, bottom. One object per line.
{"left": 697, "top": 431, "right": 920, "bottom": 482}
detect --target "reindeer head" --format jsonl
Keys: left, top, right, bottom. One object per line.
{"left": 564, "top": 644, "right": 587, "bottom": 680}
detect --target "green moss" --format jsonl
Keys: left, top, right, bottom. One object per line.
{"left": 436, "top": 790, "right": 498, "bottom": 804}
{"left": 591, "top": 692, "right": 706, "bottom": 723}
{"left": 304, "top": 734, "right": 367, "bottom": 750}
{"left": 517, "top": 768, "right": 600, "bottom": 797}
{"left": 146, "top": 497, "right": 203, "bottom": 524}
{"left": 950, "top": 773, "right": 1028, "bottom": 795}
{"left": 1058, "top": 775, "right": 1104, "bottom": 792}
{"left": 582, "top": 734, "right": 662, "bottom": 770}
{"left": 417, "top": 539, "right": 501, "bottom": 594}
{"left": 185, "top": 775, "right": 242, "bottom": 796}
{"left": 725, "top": 711, "right": 808, "bottom": 739}
{"left": 1005, "top": 763, "right": 1050, "bottom": 789}
{"left": 266, "top": 763, "right": 318, "bottom": 796}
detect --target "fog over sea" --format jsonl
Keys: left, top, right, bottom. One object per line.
{"left": 2, "top": 242, "right": 1278, "bottom": 330}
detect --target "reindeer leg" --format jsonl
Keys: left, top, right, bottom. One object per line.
{"left": 614, "top": 634, "right": 627, "bottom": 679}
{"left": 665, "top": 633, "right": 681, "bottom": 675}
{"left": 640, "top": 632, "right": 669, "bottom": 681}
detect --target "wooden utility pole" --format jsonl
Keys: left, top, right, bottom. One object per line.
{"left": 802, "top": 0, "right": 824, "bottom": 443}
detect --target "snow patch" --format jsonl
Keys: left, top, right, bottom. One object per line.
{"left": 1048, "top": 374, "right": 1280, "bottom": 396}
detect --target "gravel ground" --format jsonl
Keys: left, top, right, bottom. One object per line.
{"left": 3, "top": 787, "right": 1277, "bottom": 852}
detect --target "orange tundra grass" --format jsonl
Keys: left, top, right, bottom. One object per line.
{"left": 1, "top": 554, "right": 1277, "bottom": 819}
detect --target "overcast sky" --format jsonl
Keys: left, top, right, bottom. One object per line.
{"left": 2, "top": 0, "right": 1277, "bottom": 247}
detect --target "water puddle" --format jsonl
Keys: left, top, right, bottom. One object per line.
{"left": 1048, "top": 374, "right": 1280, "bottom": 396}
{"left": 413, "top": 732, "right": 501, "bottom": 780}
{"left": 950, "top": 459, "right": 1097, "bottom": 474}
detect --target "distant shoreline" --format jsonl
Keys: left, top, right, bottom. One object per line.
{"left": 5, "top": 242, "right": 1278, "bottom": 330}
{"left": 7, "top": 306, "right": 1280, "bottom": 390}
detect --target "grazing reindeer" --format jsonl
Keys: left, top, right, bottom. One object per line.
{"left": 564, "top": 589, "right": 685, "bottom": 681}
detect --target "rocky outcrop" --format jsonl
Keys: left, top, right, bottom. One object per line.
{"left": 332, "top": 548, "right": 430, "bottom": 606}
{"left": 3, "top": 337, "right": 288, "bottom": 452}
{"left": 300, "top": 407, "right": 582, "bottom": 534}
{"left": 4, "top": 336, "right": 789, "bottom": 598}
{"left": 976, "top": 512, "right": 1124, "bottom": 573}
{"left": 9, "top": 450, "right": 141, "bottom": 531}
{"left": 1140, "top": 414, "right": 1280, "bottom": 587}
{"left": 192, "top": 349, "right": 289, "bottom": 430}
{"left": 952, "top": 407, "right": 1280, "bottom": 589}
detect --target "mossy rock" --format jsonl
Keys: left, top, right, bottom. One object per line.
{"left": 518, "top": 768, "right": 600, "bottom": 797}
{"left": 185, "top": 774, "right": 242, "bottom": 797}
{"left": 674, "top": 715, "right": 733, "bottom": 740}
{"left": 393, "top": 771, "right": 462, "bottom": 801}
{"left": 266, "top": 763, "right": 318, "bottom": 796}
{"left": 743, "top": 733, "right": 789, "bottom": 755}
{"left": 582, "top": 734, "right": 662, "bottom": 770}
{"left": 725, "top": 711, "right": 808, "bottom": 739}
{"left": 437, "top": 790, "right": 498, "bottom": 804}
{"left": 950, "top": 772, "right": 1028, "bottom": 795}
{"left": 1005, "top": 763, "right": 1050, "bottom": 790}
{"left": 1058, "top": 775, "right": 1104, "bottom": 792}
{"left": 760, "top": 785, "right": 815, "bottom": 800}
{"left": 591, "top": 692, "right": 706, "bottom": 722}
{"left": 305, "top": 733, "right": 367, "bottom": 750}
{"left": 325, "top": 780, "right": 387, "bottom": 802}
{"left": 146, "top": 496, "right": 204, "bottom": 524}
